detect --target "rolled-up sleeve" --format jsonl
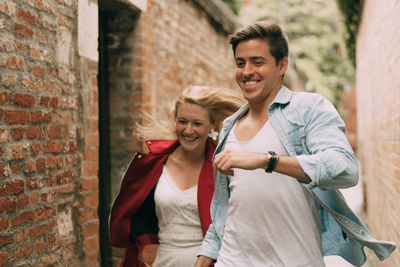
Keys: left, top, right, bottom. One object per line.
{"left": 295, "top": 95, "right": 359, "bottom": 190}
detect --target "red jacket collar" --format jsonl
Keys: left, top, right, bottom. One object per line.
{"left": 144, "top": 139, "right": 216, "bottom": 162}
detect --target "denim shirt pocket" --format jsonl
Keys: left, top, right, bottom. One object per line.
{"left": 286, "top": 115, "right": 309, "bottom": 155}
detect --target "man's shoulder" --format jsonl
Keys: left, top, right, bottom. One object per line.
{"left": 287, "top": 91, "right": 331, "bottom": 109}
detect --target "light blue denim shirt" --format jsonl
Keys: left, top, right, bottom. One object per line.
{"left": 199, "top": 86, "right": 396, "bottom": 266}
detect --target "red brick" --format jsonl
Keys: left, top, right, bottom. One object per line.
{"left": 36, "top": 29, "right": 46, "bottom": 43}
{"left": 29, "top": 47, "right": 52, "bottom": 62}
{"left": 46, "top": 174, "right": 55, "bottom": 186}
{"left": 8, "top": 143, "right": 29, "bottom": 160}
{"left": 41, "top": 190, "right": 55, "bottom": 203}
{"left": 11, "top": 127, "right": 24, "bottom": 140}
{"left": 36, "top": 239, "right": 46, "bottom": 255}
{"left": 0, "top": 180, "right": 24, "bottom": 196}
{"left": 31, "top": 142, "right": 41, "bottom": 155}
{"left": 36, "top": 207, "right": 53, "bottom": 221}
{"left": 0, "top": 235, "right": 13, "bottom": 248}
{"left": 16, "top": 42, "right": 27, "bottom": 54}
{"left": 0, "top": 198, "right": 17, "bottom": 213}
{"left": 56, "top": 171, "right": 73, "bottom": 184}
{"left": 39, "top": 96, "right": 50, "bottom": 107}
{"left": 36, "top": 0, "right": 56, "bottom": 15}
{"left": 25, "top": 160, "right": 35, "bottom": 173}
{"left": 5, "top": 55, "right": 24, "bottom": 69}
{"left": 79, "top": 178, "right": 98, "bottom": 192}
{"left": 16, "top": 229, "right": 28, "bottom": 243}
{"left": 14, "top": 93, "right": 35, "bottom": 107}
{"left": 1, "top": 75, "right": 16, "bottom": 87}
{"left": 49, "top": 96, "right": 58, "bottom": 108}
{"left": 84, "top": 193, "right": 98, "bottom": 208}
{"left": 47, "top": 234, "right": 57, "bottom": 251}
{"left": 10, "top": 210, "right": 35, "bottom": 226}
{"left": 53, "top": 110, "right": 71, "bottom": 124}
{"left": 26, "top": 126, "right": 46, "bottom": 139}
{"left": 21, "top": 78, "right": 43, "bottom": 91}
{"left": 83, "top": 149, "right": 98, "bottom": 162}
{"left": 14, "top": 23, "right": 33, "bottom": 37}
{"left": 12, "top": 243, "right": 33, "bottom": 259}
{"left": 18, "top": 194, "right": 29, "bottom": 209}
{"left": 0, "top": 217, "right": 8, "bottom": 231}
{"left": 17, "top": 8, "right": 39, "bottom": 25}
{"left": 0, "top": 129, "right": 10, "bottom": 143}
{"left": 48, "top": 126, "right": 61, "bottom": 138}
{"left": 0, "top": 163, "right": 10, "bottom": 177}
{"left": 84, "top": 236, "right": 99, "bottom": 254}
{"left": 26, "top": 178, "right": 44, "bottom": 189}
{"left": 44, "top": 80, "right": 62, "bottom": 94}
{"left": 43, "top": 141, "right": 62, "bottom": 153}
{"left": 29, "top": 224, "right": 50, "bottom": 239}
{"left": 30, "top": 191, "right": 40, "bottom": 205}
{"left": 0, "top": 108, "right": 2, "bottom": 121}
{"left": 31, "top": 111, "right": 44, "bottom": 123}
{"left": 5, "top": 110, "right": 30, "bottom": 124}
{"left": 83, "top": 222, "right": 99, "bottom": 238}
{"left": 46, "top": 157, "right": 56, "bottom": 169}
{"left": 29, "top": 65, "right": 46, "bottom": 77}
{"left": 85, "top": 134, "right": 99, "bottom": 147}
{"left": 0, "top": 251, "right": 8, "bottom": 267}
{"left": 36, "top": 157, "right": 46, "bottom": 171}
{"left": 0, "top": 92, "right": 12, "bottom": 105}
{"left": 11, "top": 164, "right": 21, "bottom": 174}
{"left": 78, "top": 209, "right": 96, "bottom": 225}
{"left": 64, "top": 141, "right": 77, "bottom": 153}
{"left": 83, "top": 163, "right": 98, "bottom": 177}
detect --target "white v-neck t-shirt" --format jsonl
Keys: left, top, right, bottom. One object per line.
{"left": 153, "top": 166, "right": 203, "bottom": 267}
{"left": 215, "top": 120, "right": 325, "bottom": 267}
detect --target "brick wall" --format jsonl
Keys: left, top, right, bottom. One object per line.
{"left": 105, "top": 0, "right": 239, "bottom": 265}
{"left": 357, "top": 0, "right": 400, "bottom": 265}
{"left": 0, "top": 0, "right": 99, "bottom": 266}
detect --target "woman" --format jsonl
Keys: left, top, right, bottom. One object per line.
{"left": 109, "top": 86, "right": 245, "bottom": 267}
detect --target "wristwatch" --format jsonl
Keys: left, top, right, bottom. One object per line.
{"left": 265, "top": 151, "right": 279, "bottom": 173}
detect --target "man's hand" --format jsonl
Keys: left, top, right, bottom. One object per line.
{"left": 213, "top": 149, "right": 267, "bottom": 175}
{"left": 194, "top": 255, "right": 214, "bottom": 267}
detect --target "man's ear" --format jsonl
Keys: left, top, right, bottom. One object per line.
{"left": 279, "top": 57, "right": 289, "bottom": 76}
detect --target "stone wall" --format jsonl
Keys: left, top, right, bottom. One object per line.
{"left": 356, "top": 0, "right": 400, "bottom": 266}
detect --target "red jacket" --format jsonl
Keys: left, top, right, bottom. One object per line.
{"left": 109, "top": 139, "right": 216, "bottom": 267}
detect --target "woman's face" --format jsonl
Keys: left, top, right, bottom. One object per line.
{"left": 175, "top": 102, "right": 214, "bottom": 154}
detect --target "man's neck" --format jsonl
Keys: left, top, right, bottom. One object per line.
{"left": 247, "top": 84, "right": 281, "bottom": 121}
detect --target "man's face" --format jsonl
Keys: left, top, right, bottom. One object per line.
{"left": 234, "top": 39, "right": 287, "bottom": 104}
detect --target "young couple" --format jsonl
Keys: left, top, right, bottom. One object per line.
{"left": 110, "top": 21, "right": 396, "bottom": 267}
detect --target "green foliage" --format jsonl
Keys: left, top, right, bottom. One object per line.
{"left": 335, "top": 0, "right": 360, "bottom": 66}
{"left": 222, "top": 0, "right": 242, "bottom": 15}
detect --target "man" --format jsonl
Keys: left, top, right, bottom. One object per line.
{"left": 195, "top": 21, "right": 396, "bottom": 267}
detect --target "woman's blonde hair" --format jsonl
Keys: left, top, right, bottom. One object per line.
{"left": 135, "top": 85, "right": 245, "bottom": 144}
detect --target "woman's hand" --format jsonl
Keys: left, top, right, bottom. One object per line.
{"left": 138, "top": 244, "right": 159, "bottom": 266}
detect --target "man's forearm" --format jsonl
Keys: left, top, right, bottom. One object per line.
{"left": 194, "top": 255, "right": 214, "bottom": 267}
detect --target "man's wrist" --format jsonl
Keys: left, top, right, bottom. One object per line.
{"left": 265, "top": 151, "right": 279, "bottom": 173}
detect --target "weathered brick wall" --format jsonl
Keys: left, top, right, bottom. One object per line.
{"left": 106, "top": 0, "right": 239, "bottom": 265}
{"left": 357, "top": 0, "right": 400, "bottom": 265}
{"left": 0, "top": 0, "right": 99, "bottom": 266}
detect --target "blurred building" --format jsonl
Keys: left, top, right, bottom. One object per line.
{"left": 0, "top": 0, "right": 240, "bottom": 266}
{"left": 357, "top": 0, "right": 400, "bottom": 266}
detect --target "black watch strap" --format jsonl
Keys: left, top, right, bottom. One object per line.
{"left": 265, "top": 151, "right": 279, "bottom": 173}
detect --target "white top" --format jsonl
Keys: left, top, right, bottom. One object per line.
{"left": 152, "top": 166, "right": 203, "bottom": 267}
{"left": 215, "top": 120, "right": 324, "bottom": 267}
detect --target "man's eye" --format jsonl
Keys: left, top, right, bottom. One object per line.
{"left": 178, "top": 120, "right": 186, "bottom": 124}
{"left": 236, "top": 62, "right": 245, "bottom": 67}
{"left": 194, "top": 122, "right": 203, "bottom": 127}
{"left": 255, "top": 61, "right": 264, "bottom": 65}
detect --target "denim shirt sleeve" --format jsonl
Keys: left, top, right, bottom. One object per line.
{"left": 198, "top": 222, "right": 220, "bottom": 260}
{"left": 291, "top": 94, "right": 359, "bottom": 190}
